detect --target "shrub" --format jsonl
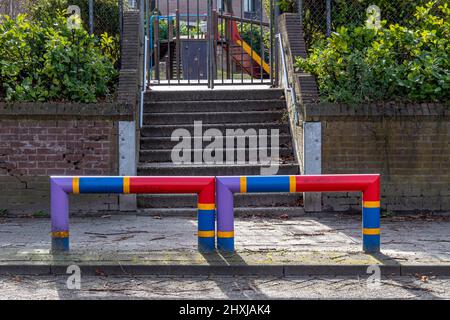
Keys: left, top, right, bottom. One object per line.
{"left": 100, "top": 32, "right": 121, "bottom": 68}
{"left": 295, "top": 1, "right": 450, "bottom": 103}
{"left": 277, "top": 0, "right": 297, "bottom": 13}
{"left": 26, "top": 0, "right": 121, "bottom": 37}
{"left": 0, "top": 12, "right": 117, "bottom": 102}
{"left": 26, "top": 0, "right": 121, "bottom": 69}
{"left": 264, "top": 0, "right": 297, "bottom": 19}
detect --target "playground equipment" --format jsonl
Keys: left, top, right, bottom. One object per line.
{"left": 220, "top": 15, "right": 271, "bottom": 79}
{"left": 216, "top": 175, "right": 381, "bottom": 253}
{"left": 50, "top": 176, "right": 215, "bottom": 252}
{"left": 146, "top": 0, "right": 274, "bottom": 86}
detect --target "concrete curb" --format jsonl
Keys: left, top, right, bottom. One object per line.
{"left": 1, "top": 264, "right": 450, "bottom": 276}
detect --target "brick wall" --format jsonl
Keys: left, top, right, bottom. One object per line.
{"left": 0, "top": 120, "right": 116, "bottom": 176}
{"left": 304, "top": 103, "right": 450, "bottom": 212}
{"left": 0, "top": 103, "right": 133, "bottom": 216}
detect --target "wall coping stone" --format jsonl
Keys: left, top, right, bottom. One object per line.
{"left": 303, "top": 102, "right": 450, "bottom": 121}
{"left": 0, "top": 102, "right": 133, "bottom": 120}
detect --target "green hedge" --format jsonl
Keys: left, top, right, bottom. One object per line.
{"left": 295, "top": 2, "right": 450, "bottom": 104}
{"left": 0, "top": 12, "right": 117, "bottom": 102}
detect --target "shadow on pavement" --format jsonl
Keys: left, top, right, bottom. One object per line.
{"left": 200, "top": 251, "right": 270, "bottom": 299}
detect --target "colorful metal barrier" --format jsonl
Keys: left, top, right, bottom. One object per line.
{"left": 216, "top": 175, "right": 381, "bottom": 253}
{"left": 50, "top": 176, "right": 216, "bottom": 252}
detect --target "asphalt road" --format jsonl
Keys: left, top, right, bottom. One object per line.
{"left": 0, "top": 274, "right": 449, "bottom": 299}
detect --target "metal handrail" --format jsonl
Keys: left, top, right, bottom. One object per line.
{"left": 139, "top": 35, "right": 148, "bottom": 128}
{"left": 276, "top": 33, "right": 299, "bottom": 125}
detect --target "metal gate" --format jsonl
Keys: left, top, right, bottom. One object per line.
{"left": 143, "top": 0, "right": 277, "bottom": 88}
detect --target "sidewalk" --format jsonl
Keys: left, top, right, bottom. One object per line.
{"left": 1, "top": 213, "right": 449, "bottom": 276}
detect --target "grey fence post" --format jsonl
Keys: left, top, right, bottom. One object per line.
{"left": 89, "top": 0, "right": 94, "bottom": 34}
{"left": 298, "top": 0, "right": 303, "bottom": 28}
{"left": 326, "top": 0, "right": 331, "bottom": 36}
{"left": 119, "top": 0, "right": 124, "bottom": 67}
{"left": 119, "top": 0, "right": 123, "bottom": 38}
{"left": 274, "top": 0, "right": 280, "bottom": 87}
{"left": 140, "top": 0, "right": 145, "bottom": 79}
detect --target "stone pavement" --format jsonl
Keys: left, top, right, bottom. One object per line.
{"left": 1, "top": 274, "right": 449, "bottom": 299}
{"left": 0, "top": 213, "right": 449, "bottom": 275}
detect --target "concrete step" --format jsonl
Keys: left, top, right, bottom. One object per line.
{"left": 139, "top": 147, "right": 294, "bottom": 162}
{"left": 138, "top": 88, "right": 300, "bottom": 215}
{"left": 140, "top": 123, "right": 291, "bottom": 137}
{"left": 136, "top": 207, "right": 305, "bottom": 217}
{"left": 140, "top": 135, "right": 293, "bottom": 149}
{"left": 145, "top": 89, "right": 285, "bottom": 102}
{"left": 137, "top": 163, "right": 300, "bottom": 175}
{"left": 143, "top": 111, "right": 286, "bottom": 125}
{"left": 144, "top": 99, "right": 286, "bottom": 113}
{"left": 137, "top": 193, "right": 302, "bottom": 208}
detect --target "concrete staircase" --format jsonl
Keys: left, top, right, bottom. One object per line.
{"left": 138, "top": 88, "right": 302, "bottom": 216}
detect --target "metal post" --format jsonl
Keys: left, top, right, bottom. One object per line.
{"left": 240, "top": 0, "right": 243, "bottom": 83}
{"left": 259, "top": 0, "right": 264, "bottom": 83}
{"left": 212, "top": 9, "right": 218, "bottom": 86}
{"left": 8, "top": 0, "right": 12, "bottom": 17}
{"left": 154, "top": 6, "right": 160, "bottom": 82}
{"left": 89, "top": 0, "right": 94, "bottom": 35}
{"left": 198, "top": 0, "right": 201, "bottom": 84}
{"left": 207, "top": 0, "right": 214, "bottom": 88}
{"left": 187, "top": 0, "right": 191, "bottom": 84}
{"left": 146, "top": 0, "right": 150, "bottom": 82}
{"left": 326, "top": 0, "right": 331, "bottom": 37}
{"left": 274, "top": 0, "right": 279, "bottom": 87}
{"left": 166, "top": 0, "right": 170, "bottom": 84}
{"left": 176, "top": 8, "right": 180, "bottom": 83}
{"left": 140, "top": 0, "right": 145, "bottom": 84}
{"left": 119, "top": 0, "right": 124, "bottom": 68}
{"left": 298, "top": 0, "right": 303, "bottom": 28}
{"left": 139, "top": 0, "right": 147, "bottom": 128}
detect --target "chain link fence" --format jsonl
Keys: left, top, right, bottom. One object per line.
{"left": 294, "top": 0, "right": 447, "bottom": 46}
{"left": 0, "top": 0, "right": 32, "bottom": 19}
{"left": 0, "top": 0, "right": 136, "bottom": 66}
{"left": 0, "top": 0, "right": 131, "bottom": 37}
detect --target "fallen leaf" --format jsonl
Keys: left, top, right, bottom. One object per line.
{"left": 95, "top": 268, "right": 107, "bottom": 277}
{"left": 415, "top": 273, "right": 429, "bottom": 283}
{"left": 113, "top": 235, "right": 135, "bottom": 242}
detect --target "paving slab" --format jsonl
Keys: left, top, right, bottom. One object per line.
{"left": 1, "top": 275, "right": 449, "bottom": 299}
{"left": 0, "top": 213, "right": 449, "bottom": 276}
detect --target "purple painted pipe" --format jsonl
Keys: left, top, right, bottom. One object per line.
{"left": 50, "top": 177, "right": 72, "bottom": 251}
{"left": 216, "top": 177, "right": 240, "bottom": 252}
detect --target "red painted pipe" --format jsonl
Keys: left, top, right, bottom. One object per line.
{"left": 296, "top": 174, "right": 380, "bottom": 200}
